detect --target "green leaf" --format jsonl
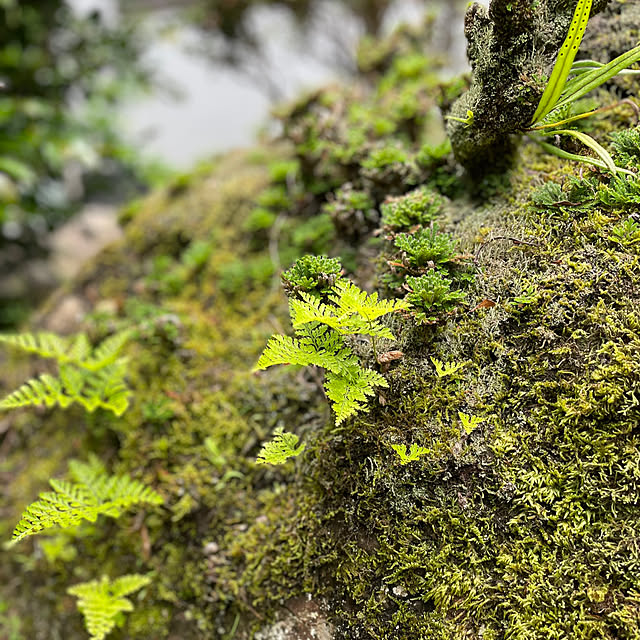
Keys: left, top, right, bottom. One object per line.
{"left": 325, "top": 368, "right": 388, "bottom": 425}
{"left": 529, "top": 135, "right": 636, "bottom": 176}
{"left": 547, "top": 129, "right": 618, "bottom": 174}
{"left": 68, "top": 574, "right": 151, "bottom": 640}
{"left": 256, "top": 426, "right": 305, "bottom": 465}
{"left": 11, "top": 463, "right": 162, "bottom": 543}
{"left": 554, "top": 44, "right": 640, "bottom": 113}
{"left": 391, "top": 443, "right": 430, "bottom": 465}
{"left": 531, "top": 0, "right": 593, "bottom": 124}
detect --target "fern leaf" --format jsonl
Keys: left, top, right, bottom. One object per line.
{"left": 84, "top": 330, "right": 132, "bottom": 371}
{"left": 531, "top": 0, "right": 593, "bottom": 124}
{"left": 68, "top": 574, "right": 151, "bottom": 640}
{"left": 330, "top": 279, "right": 408, "bottom": 322}
{"left": 256, "top": 426, "right": 305, "bottom": 465}
{"left": 254, "top": 332, "right": 359, "bottom": 376}
{"left": 11, "top": 464, "right": 162, "bottom": 543}
{"left": 0, "top": 331, "right": 72, "bottom": 362}
{"left": 0, "top": 374, "right": 71, "bottom": 410}
{"left": 68, "top": 333, "right": 92, "bottom": 363}
{"left": 325, "top": 368, "right": 388, "bottom": 425}
{"left": 391, "top": 443, "right": 430, "bottom": 465}
{"left": 0, "top": 362, "right": 130, "bottom": 416}
{"left": 80, "top": 360, "right": 131, "bottom": 416}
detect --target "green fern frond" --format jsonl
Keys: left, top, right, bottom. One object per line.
{"left": 0, "top": 360, "right": 130, "bottom": 416}
{"left": 291, "top": 294, "right": 396, "bottom": 341}
{"left": 83, "top": 330, "right": 132, "bottom": 371}
{"left": 254, "top": 332, "right": 358, "bottom": 376}
{"left": 325, "top": 368, "right": 388, "bottom": 425}
{"left": 391, "top": 443, "right": 430, "bottom": 465}
{"left": 11, "top": 461, "right": 162, "bottom": 543}
{"left": 256, "top": 271, "right": 402, "bottom": 426}
{"left": 0, "top": 332, "right": 72, "bottom": 362}
{"left": 0, "top": 330, "right": 130, "bottom": 370}
{"left": 256, "top": 426, "right": 305, "bottom": 465}
{"left": 0, "top": 373, "right": 70, "bottom": 411}
{"left": 0, "top": 330, "right": 132, "bottom": 416}
{"left": 330, "top": 279, "right": 409, "bottom": 322}
{"left": 68, "top": 574, "right": 151, "bottom": 640}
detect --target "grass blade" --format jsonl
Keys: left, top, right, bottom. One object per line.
{"left": 530, "top": 135, "right": 608, "bottom": 171}
{"left": 549, "top": 129, "right": 617, "bottom": 173}
{"left": 555, "top": 44, "right": 640, "bottom": 111}
{"left": 531, "top": 0, "right": 593, "bottom": 124}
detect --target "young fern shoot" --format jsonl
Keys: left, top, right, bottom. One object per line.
{"left": 255, "top": 266, "right": 407, "bottom": 426}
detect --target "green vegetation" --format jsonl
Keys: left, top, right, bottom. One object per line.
{"left": 0, "top": 1, "right": 149, "bottom": 233}
{"left": 11, "top": 457, "right": 162, "bottom": 543}
{"left": 404, "top": 271, "right": 466, "bottom": 322}
{"left": 68, "top": 574, "right": 151, "bottom": 640}
{"left": 394, "top": 226, "right": 457, "bottom": 267}
{"left": 256, "top": 427, "right": 305, "bottom": 465}
{"left": 380, "top": 185, "right": 444, "bottom": 230}
{"left": 255, "top": 263, "right": 407, "bottom": 424}
{"left": 0, "top": 331, "right": 131, "bottom": 416}
{"left": 281, "top": 254, "right": 343, "bottom": 297}
{"left": 3, "top": 2, "right": 640, "bottom": 639}
{"left": 390, "top": 442, "right": 429, "bottom": 465}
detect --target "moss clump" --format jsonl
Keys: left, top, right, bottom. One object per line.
{"left": 380, "top": 185, "right": 444, "bottom": 231}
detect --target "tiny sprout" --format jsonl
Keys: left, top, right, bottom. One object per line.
{"left": 458, "top": 411, "right": 483, "bottom": 435}
{"left": 391, "top": 443, "right": 430, "bottom": 465}
{"left": 446, "top": 110, "right": 474, "bottom": 128}
{"left": 431, "top": 357, "right": 466, "bottom": 378}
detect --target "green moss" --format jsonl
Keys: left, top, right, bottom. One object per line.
{"left": 4, "top": 6, "right": 640, "bottom": 639}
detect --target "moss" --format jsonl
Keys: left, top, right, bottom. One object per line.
{"left": 3, "top": 5, "right": 640, "bottom": 639}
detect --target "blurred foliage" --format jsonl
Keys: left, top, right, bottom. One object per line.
{"left": 0, "top": 0, "right": 151, "bottom": 242}
{"left": 192, "top": 0, "right": 393, "bottom": 41}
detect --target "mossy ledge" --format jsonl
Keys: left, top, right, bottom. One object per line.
{"left": 447, "top": 0, "right": 611, "bottom": 173}
{"left": 2, "top": 4, "right": 640, "bottom": 639}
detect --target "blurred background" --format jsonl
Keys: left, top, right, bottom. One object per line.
{"left": 0, "top": 0, "right": 473, "bottom": 327}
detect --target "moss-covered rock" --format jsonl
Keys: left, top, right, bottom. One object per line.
{"left": 2, "top": 3, "right": 640, "bottom": 639}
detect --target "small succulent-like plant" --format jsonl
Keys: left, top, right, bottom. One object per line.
{"left": 281, "top": 254, "right": 343, "bottom": 298}
{"left": 394, "top": 226, "right": 457, "bottom": 268}
{"left": 380, "top": 186, "right": 444, "bottom": 231}
{"left": 404, "top": 272, "right": 465, "bottom": 322}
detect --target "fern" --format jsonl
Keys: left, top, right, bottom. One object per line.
{"left": 325, "top": 368, "right": 388, "bottom": 425}
{"left": 290, "top": 289, "right": 402, "bottom": 340}
{"left": 256, "top": 264, "right": 405, "bottom": 425}
{"left": 391, "top": 443, "right": 430, "bottom": 465}
{"left": 256, "top": 426, "right": 306, "bottom": 465}
{"left": 68, "top": 574, "right": 151, "bottom": 640}
{"left": 330, "top": 279, "right": 408, "bottom": 323}
{"left": 11, "top": 457, "right": 162, "bottom": 543}
{"left": 0, "top": 330, "right": 131, "bottom": 416}
{"left": 431, "top": 357, "right": 466, "bottom": 378}
{"left": 458, "top": 411, "right": 483, "bottom": 435}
